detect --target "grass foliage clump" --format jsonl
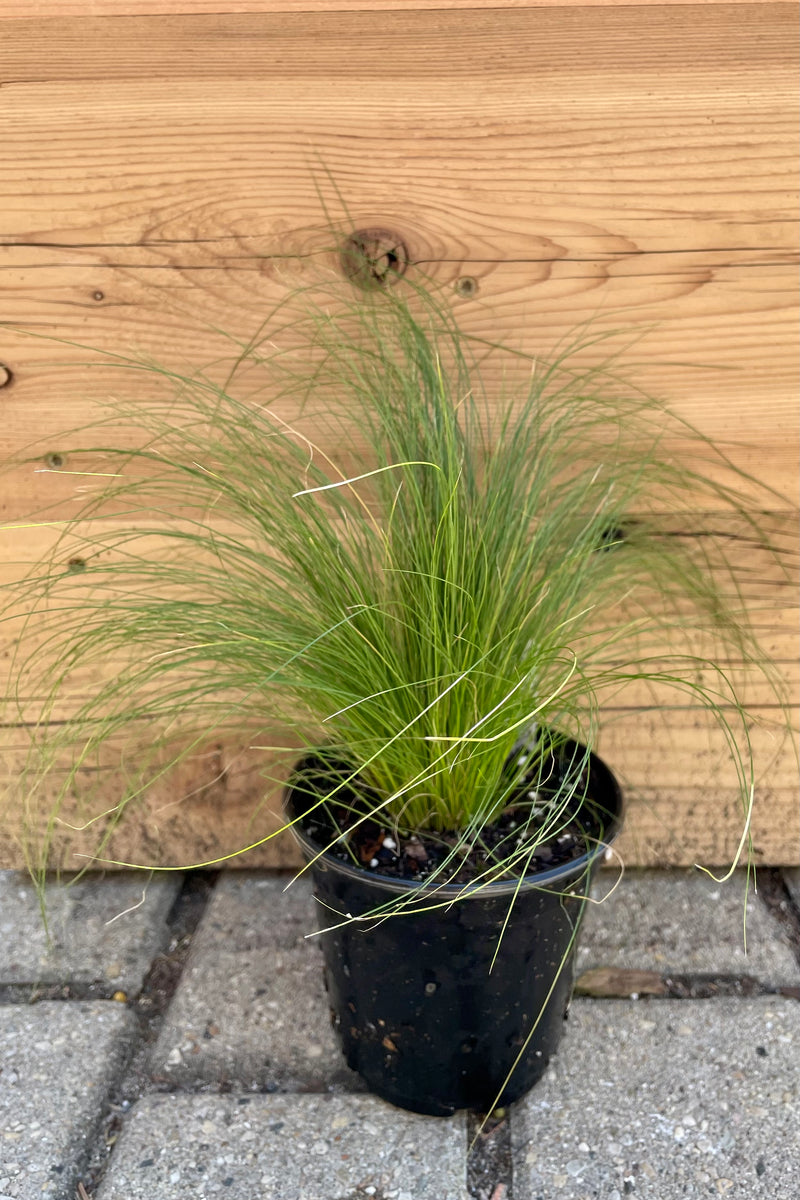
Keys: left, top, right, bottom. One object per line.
{"left": 2, "top": 279, "right": 784, "bottom": 888}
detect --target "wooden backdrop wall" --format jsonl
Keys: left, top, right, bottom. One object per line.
{"left": 1, "top": 1, "right": 797, "bottom": 871}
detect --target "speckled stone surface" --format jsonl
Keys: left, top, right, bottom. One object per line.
{"left": 0, "top": 871, "right": 182, "bottom": 993}
{"left": 2, "top": 868, "right": 797, "bottom": 1199}
{"left": 784, "top": 868, "right": 800, "bottom": 913}
{"left": 0, "top": 1002, "right": 135, "bottom": 1199}
{"left": 578, "top": 869, "right": 799, "bottom": 984}
{"left": 151, "top": 873, "right": 359, "bottom": 1091}
{"left": 513, "top": 997, "right": 800, "bottom": 1200}
{"left": 95, "top": 1093, "right": 469, "bottom": 1200}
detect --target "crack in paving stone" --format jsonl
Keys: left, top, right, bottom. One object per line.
{"left": 576, "top": 966, "right": 800, "bottom": 1001}
{"left": 468, "top": 1111, "right": 513, "bottom": 1200}
{"left": 578, "top": 964, "right": 796, "bottom": 1003}
{"left": 663, "top": 972, "right": 800, "bottom": 1000}
{"left": 0, "top": 979, "right": 130, "bottom": 1005}
{"left": 77, "top": 870, "right": 220, "bottom": 1195}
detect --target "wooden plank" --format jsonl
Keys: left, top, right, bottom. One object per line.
{"left": 4, "top": 606, "right": 795, "bottom": 721}
{"left": 2, "top": 7, "right": 796, "bottom": 235}
{"left": 3, "top": 8, "right": 796, "bottom": 80}
{"left": 614, "top": 787, "right": 799, "bottom": 868}
{"left": 1, "top": 711, "right": 796, "bottom": 872}
{"left": 4, "top": 707, "right": 791, "bottom": 792}
{"left": 0, "top": 3, "right": 796, "bottom": 867}
{"left": 2, "top": 258, "right": 795, "bottom": 506}
{"left": 2, "top": 511, "right": 796, "bottom": 604}
{"left": 0, "top": 731, "right": 303, "bottom": 873}
{"left": 2, "top": 324, "right": 799, "bottom": 494}
{"left": 2, "top": 509, "right": 795, "bottom": 868}
{"left": 1, "top": 1, "right": 784, "bottom": 20}
{"left": 1, "top": 7, "right": 796, "bottom": 500}
{"left": 2, "top": 511, "right": 796, "bottom": 867}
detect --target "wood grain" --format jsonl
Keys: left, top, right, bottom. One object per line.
{"left": 2, "top": 1, "right": 784, "bottom": 18}
{"left": 4, "top": 8, "right": 797, "bottom": 79}
{"left": 1, "top": 4, "right": 797, "bottom": 867}
{"left": 2, "top": 8, "right": 797, "bottom": 497}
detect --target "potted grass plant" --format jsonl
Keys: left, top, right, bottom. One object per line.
{"left": 2, "top": 274, "right": 782, "bottom": 1115}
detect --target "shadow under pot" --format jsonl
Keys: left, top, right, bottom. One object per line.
{"left": 285, "top": 741, "right": 623, "bottom": 1117}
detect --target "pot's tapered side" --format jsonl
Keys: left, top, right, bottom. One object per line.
{"left": 307, "top": 864, "right": 591, "bottom": 1116}
{"left": 286, "top": 746, "right": 623, "bottom": 1116}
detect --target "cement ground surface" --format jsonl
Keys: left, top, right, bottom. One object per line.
{"left": 1, "top": 867, "right": 798, "bottom": 1200}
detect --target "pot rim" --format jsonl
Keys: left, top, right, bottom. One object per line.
{"left": 284, "top": 744, "right": 623, "bottom": 900}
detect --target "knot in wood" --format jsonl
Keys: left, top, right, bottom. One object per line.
{"left": 340, "top": 228, "right": 409, "bottom": 288}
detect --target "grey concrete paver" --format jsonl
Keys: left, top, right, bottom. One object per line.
{"left": 0, "top": 1002, "right": 136, "bottom": 1200}
{"left": 3, "top": 867, "right": 796, "bottom": 1200}
{"left": 578, "top": 869, "right": 799, "bottom": 984}
{"left": 784, "top": 867, "right": 800, "bottom": 912}
{"left": 0, "top": 871, "right": 182, "bottom": 993}
{"left": 513, "top": 997, "right": 799, "bottom": 1200}
{"left": 151, "top": 873, "right": 358, "bottom": 1090}
{"left": 96, "top": 1093, "right": 469, "bottom": 1200}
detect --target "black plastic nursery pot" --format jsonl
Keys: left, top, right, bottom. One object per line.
{"left": 285, "top": 745, "right": 623, "bottom": 1117}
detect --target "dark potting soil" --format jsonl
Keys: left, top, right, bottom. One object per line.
{"left": 290, "top": 748, "right": 612, "bottom": 887}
